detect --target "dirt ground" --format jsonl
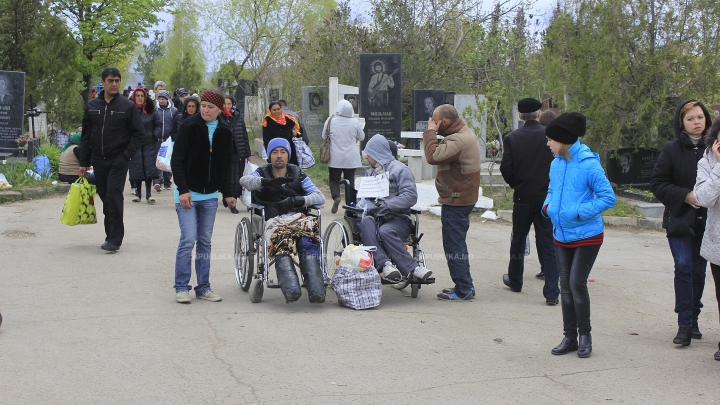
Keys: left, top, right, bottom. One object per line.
{"left": 0, "top": 188, "right": 718, "bottom": 404}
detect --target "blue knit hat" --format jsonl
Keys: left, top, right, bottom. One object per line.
{"left": 267, "top": 138, "right": 291, "bottom": 157}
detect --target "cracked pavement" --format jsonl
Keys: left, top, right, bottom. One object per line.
{"left": 0, "top": 194, "right": 718, "bottom": 404}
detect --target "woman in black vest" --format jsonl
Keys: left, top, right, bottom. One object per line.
{"left": 651, "top": 100, "right": 712, "bottom": 346}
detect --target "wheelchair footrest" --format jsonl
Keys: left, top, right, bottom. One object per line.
{"left": 381, "top": 277, "right": 435, "bottom": 285}
{"left": 266, "top": 279, "right": 281, "bottom": 288}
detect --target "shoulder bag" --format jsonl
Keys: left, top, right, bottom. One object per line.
{"left": 319, "top": 116, "right": 333, "bottom": 164}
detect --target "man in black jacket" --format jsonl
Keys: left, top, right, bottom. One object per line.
{"left": 499, "top": 98, "right": 559, "bottom": 304}
{"left": 79, "top": 67, "right": 145, "bottom": 252}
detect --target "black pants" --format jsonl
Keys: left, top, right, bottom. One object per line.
{"left": 328, "top": 167, "right": 355, "bottom": 201}
{"left": 91, "top": 155, "right": 130, "bottom": 246}
{"left": 135, "top": 180, "right": 152, "bottom": 200}
{"left": 712, "top": 263, "right": 720, "bottom": 321}
{"left": 507, "top": 201, "right": 559, "bottom": 299}
{"left": 556, "top": 244, "right": 601, "bottom": 338}
{"left": 163, "top": 171, "right": 172, "bottom": 188}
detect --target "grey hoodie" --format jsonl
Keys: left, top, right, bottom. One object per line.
{"left": 694, "top": 148, "right": 720, "bottom": 265}
{"left": 362, "top": 134, "right": 417, "bottom": 215}
{"left": 321, "top": 100, "right": 364, "bottom": 168}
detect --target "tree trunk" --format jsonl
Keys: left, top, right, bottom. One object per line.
{"left": 81, "top": 73, "right": 92, "bottom": 104}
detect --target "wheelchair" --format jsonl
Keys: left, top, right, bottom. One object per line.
{"left": 323, "top": 179, "right": 434, "bottom": 298}
{"left": 234, "top": 201, "right": 327, "bottom": 303}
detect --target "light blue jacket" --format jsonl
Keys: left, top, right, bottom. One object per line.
{"left": 543, "top": 140, "right": 616, "bottom": 243}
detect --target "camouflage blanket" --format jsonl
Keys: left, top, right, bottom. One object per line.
{"left": 267, "top": 214, "right": 320, "bottom": 257}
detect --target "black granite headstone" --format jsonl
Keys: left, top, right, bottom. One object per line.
{"left": 359, "top": 54, "right": 402, "bottom": 143}
{"left": 606, "top": 147, "right": 660, "bottom": 189}
{"left": 344, "top": 94, "right": 359, "bottom": 114}
{"left": 412, "top": 90, "right": 444, "bottom": 131}
{"left": 233, "top": 79, "right": 258, "bottom": 119}
{"left": 0, "top": 70, "right": 25, "bottom": 149}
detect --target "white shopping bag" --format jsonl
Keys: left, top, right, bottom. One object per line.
{"left": 156, "top": 138, "right": 173, "bottom": 172}
{"left": 241, "top": 162, "right": 258, "bottom": 207}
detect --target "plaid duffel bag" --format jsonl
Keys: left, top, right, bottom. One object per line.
{"left": 331, "top": 265, "right": 382, "bottom": 310}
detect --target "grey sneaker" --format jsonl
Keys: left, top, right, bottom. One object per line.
{"left": 197, "top": 290, "right": 222, "bottom": 302}
{"left": 154, "top": 184, "right": 162, "bottom": 193}
{"left": 176, "top": 290, "right": 191, "bottom": 303}
{"left": 381, "top": 262, "right": 401, "bottom": 280}
{"left": 412, "top": 265, "right": 433, "bottom": 280}
{"left": 129, "top": 188, "right": 136, "bottom": 196}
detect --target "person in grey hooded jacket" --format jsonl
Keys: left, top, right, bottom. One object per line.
{"left": 359, "top": 134, "right": 432, "bottom": 282}
{"left": 322, "top": 99, "right": 365, "bottom": 213}
{"left": 693, "top": 118, "right": 720, "bottom": 361}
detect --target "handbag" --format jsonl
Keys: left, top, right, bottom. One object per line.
{"left": 319, "top": 116, "right": 333, "bottom": 164}
{"left": 293, "top": 137, "right": 316, "bottom": 169}
{"left": 60, "top": 178, "right": 97, "bottom": 226}
{"left": 666, "top": 205, "right": 698, "bottom": 237}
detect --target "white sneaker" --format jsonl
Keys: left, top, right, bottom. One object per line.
{"left": 154, "top": 184, "right": 162, "bottom": 193}
{"left": 413, "top": 266, "right": 433, "bottom": 280}
{"left": 129, "top": 188, "right": 136, "bottom": 196}
{"left": 196, "top": 290, "right": 222, "bottom": 302}
{"left": 176, "top": 290, "right": 191, "bottom": 303}
{"left": 381, "top": 262, "right": 401, "bottom": 280}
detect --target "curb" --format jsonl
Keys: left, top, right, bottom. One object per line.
{"left": 494, "top": 209, "right": 662, "bottom": 231}
{"left": 0, "top": 184, "right": 69, "bottom": 203}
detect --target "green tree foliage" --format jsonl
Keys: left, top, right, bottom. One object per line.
{"left": 541, "top": 0, "right": 720, "bottom": 153}
{"left": 135, "top": 31, "right": 165, "bottom": 90}
{"left": 153, "top": 0, "right": 205, "bottom": 93}
{"left": 0, "top": 0, "right": 40, "bottom": 73}
{"left": 49, "top": 0, "right": 166, "bottom": 102}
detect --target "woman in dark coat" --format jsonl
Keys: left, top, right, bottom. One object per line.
{"left": 262, "top": 101, "right": 301, "bottom": 166}
{"left": 651, "top": 99, "right": 712, "bottom": 346}
{"left": 222, "top": 95, "right": 251, "bottom": 214}
{"left": 169, "top": 96, "right": 199, "bottom": 142}
{"left": 128, "top": 87, "right": 162, "bottom": 204}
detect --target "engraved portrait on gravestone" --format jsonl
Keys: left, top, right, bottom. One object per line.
{"left": 368, "top": 60, "right": 396, "bottom": 107}
{"left": 424, "top": 96, "right": 435, "bottom": 116}
{"left": 0, "top": 76, "right": 13, "bottom": 105}
{"left": 619, "top": 153, "right": 632, "bottom": 174}
{"left": 309, "top": 92, "right": 323, "bottom": 111}
{"left": 344, "top": 94, "right": 359, "bottom": 114}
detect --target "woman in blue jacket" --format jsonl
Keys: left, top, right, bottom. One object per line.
{"left": 543, "top": 112, "right": 616, "bottom": 358}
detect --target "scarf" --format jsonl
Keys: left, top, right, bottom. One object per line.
{"left": 62, "top": 133, "right": 82, "bottom": 152}
{"left": 131, "top": 88, "right": 148, "bottom": 117}
{"left": 262, "top": 109, "right": 301, "bottom": 133}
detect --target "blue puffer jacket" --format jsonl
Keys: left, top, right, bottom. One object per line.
{"left": 543, "top": 140, "right": 616, "bottom": 243}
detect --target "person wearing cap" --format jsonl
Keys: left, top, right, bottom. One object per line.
{"left": 170, "top": 88, "right": 240, "bottom": 304}
{"left": 499, "top": 98, "right": 559, "bottom": 305}
{"left": 423, "top": 104, "right": 481, "bottom": 301}
{"left": 543, "top": 112, "right": 615, "bottom": 358}
{"left": 239, "top": 137, "right": 326, "bottom": 303}
{"left": 155, "top": 89, "right": 177, "bottom": 190}
{"left": 359, "top": 134, "right": 432, "bottom": 283}
{"left": 173, "top": 88, "right": 190, "bottom": 110}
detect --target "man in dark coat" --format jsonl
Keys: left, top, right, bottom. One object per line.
{"left": 499, "top": 97, "right": 559, "bottom": 305}
{"left": 79, "top": 67, "right": 145, "bottom": 251}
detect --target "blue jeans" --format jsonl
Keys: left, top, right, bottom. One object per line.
{"left": 174, "top": 199, "right": 218, "bottom": 294}
{"left": 507, "top": 201, "right": 559, "bottom": 299}
{"left": 667, "top": 235, "right": 707, "bottom": 328}
{"left": 441, "top": 204, "right": 475, "bottom": 296}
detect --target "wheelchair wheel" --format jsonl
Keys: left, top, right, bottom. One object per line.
{"left": 411, "top": 282, "right": 419, "bottom": 298}
{"left": 323, "top": 219, "right": 351, "bottom": 283}
{"left": 234, "top": 218, "right": 254, "bottom": 292}
{"left": 249, "top": 278, "right": 264, "bottom": 303}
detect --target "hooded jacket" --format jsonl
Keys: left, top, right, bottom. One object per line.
{"left": 157, "top": 102, "right": 177, "bottom": 141}
{"left": 543, "top": 140, "right": 616, "bottom": 243}
{"left": 362, "top": 134, "right": 418, "bottom": 216}
{"left": 422, "top": 116, "right": 481, "bottom": 206}
{"left": 651, "top": 100, "right": 711, "bottom": 232}
{"left": 169, "top": 96, "right": 199, "bottom": 142}
{"left": 694, "top": 148, "right": 720, "bottom": 264}
{"left": 79, "top": 91, "right": 145, "bottom": 166}
{"left": 322, "top": 100, "right": 365, "bottom": 169}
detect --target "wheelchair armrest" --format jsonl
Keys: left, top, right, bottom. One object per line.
{"left": 249, "top": 202, "right": 265, "bottom": 210}
{"left": 410, "top": 209, "right": 421, "bottom": 215}
{"left": 309, "top": 205, "right": 324, "bottom": 210}
{"left": 344, "top": 205, "right": 364, "bottom": 214}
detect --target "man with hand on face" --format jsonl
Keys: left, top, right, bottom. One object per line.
{"left": 423, "top": 104, "right": 481, "bottom": 301}
{"left": 79, "top": 67, "right": 145, "bottom": 252}
{"left": 240, "top": 138, "right": 326, "bottom": 303}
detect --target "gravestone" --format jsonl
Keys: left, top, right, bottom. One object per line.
{"left": 454, "top": 94, "right": 487, "bottom": 162}
{"left": 606, "top": 147, "right": 660, "bottom": 189}
{"left": 301, "top": 86, "right": 329, "bottom": 145}
{"left": 412, "top": 90, "right": 444, "bottom": 131}
{"left": 344, "top": 94, "right": 359, "bottom": 114}
{"left": 0, "top": 70, "right": 25, "bottom": 151}
{"left": 234, "top": 79, "right": 257, "bottom": 119}
{"left": 359, "top": 53, "right": 402, "bottom": 144}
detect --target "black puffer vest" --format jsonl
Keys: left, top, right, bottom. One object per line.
{"left": 253, "top": 164, "right": 306, "bottom": 219}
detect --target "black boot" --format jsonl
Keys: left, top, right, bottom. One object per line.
{"left": 691, "top": 323, "right": 702, "bottom": 339}
{"left": 672, "top": 326, "right": 692, "bottom": 346}
{"left": 275, "top": 255, "right": 301, "bottom": 303}
{"left": 577, "top": 334, "right": 592, "bottom": 358}
{"left": 551, "top": 337, "right": 578, "bottom": 355}
{"left": 300, "top": 255, "right": 326, "bottom": 303}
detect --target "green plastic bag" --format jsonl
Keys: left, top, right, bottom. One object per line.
{"left": 60, "top": 178, "right": 97, "bottom": 226}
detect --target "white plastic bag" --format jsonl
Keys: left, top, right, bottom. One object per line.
{"left": 241, "top": 162, "right": 258, "bottom": 207}
{"left": 156, "top": 138, "right": 173, "bottom": 172}
{"left": 339, "top": 244, "right": 376, "bottom": 271}
{"left": 0, "top": 173, "right": 12, "bottom": 189}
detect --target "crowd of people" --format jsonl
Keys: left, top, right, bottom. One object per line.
{"left": 73, "top": 67, "right": 719, "bottom": 362}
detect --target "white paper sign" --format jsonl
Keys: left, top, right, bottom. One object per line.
{"left": 356, "top": 173, "right": 390, "bottom": 198}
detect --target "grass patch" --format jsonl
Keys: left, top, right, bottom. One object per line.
{"left": 481, "top": 185, "right": 514, "bottom": 211}
{"left": 303, "top": 143, "right": 329, "bottom": 186}
{"left": 0, "top": 161, "right": 56, "bottom": 191}
{"left": 602, "top": 198, "right": 642, "bottom": 218}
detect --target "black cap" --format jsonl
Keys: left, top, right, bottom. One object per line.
{"left": 545, "top": 112, "right": 586, "bottom": 145}
{"left": 518, "top": 98, "right": 542, "bottom": 113}
{"left": 178, "top": 88, "right": 189, "bottom": 96}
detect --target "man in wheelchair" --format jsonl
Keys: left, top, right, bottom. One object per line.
{"left": 359, "top": 134, "right": 433, "bottom": 282}
{"left": 239, "top": 138, "right": 326, "bottom": 303}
